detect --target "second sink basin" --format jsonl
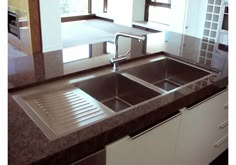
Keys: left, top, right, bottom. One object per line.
{"left": 123, "top": 57, "right": 210, "bottom": 91}
{"left": 75, "top": 73, "right": 160, "bottom": 112}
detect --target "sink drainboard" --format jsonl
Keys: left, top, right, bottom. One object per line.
{"left": 14, "top": 87, "right": 114, "bottom": 140}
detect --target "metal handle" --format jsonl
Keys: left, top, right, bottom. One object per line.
{"left": 219, "top": 120, "right": 228, "bottom": 129}
{"left": 214, "top": 135, "right": 228, "bottom": 148}
{"left": 130, "top": 112, "right": 181, "bottom": 140}
{"left": 187, "top": 89, "right": 228, "bottom": 111}
{"left": 125, "top": 49, "right": 131, "bottom": 56}
{"left": 110, "top": 49, "right": 130, "bottom": 64}
{"left": 110, "top": 55, "right": 127, "bottom": 63}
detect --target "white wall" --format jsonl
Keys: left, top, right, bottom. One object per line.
{"left": 132, "top": 0, "right": 145, "bottom": 22}
{"left": 39, "top": 0, "right": 62, "bottom": 52}
{"left": 169, "top": 0, "right": 188, "bottom": 34}
{"left": 109, "top": 0, "right": 145, "bottom": 27}
{"left": 113, "top": 0, "right": 133, "bottom": 27}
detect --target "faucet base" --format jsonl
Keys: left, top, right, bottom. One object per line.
{"left": 112, "top": 63, "right": 119, "bottom": 72}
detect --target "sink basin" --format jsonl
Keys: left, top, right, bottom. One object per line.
{"left": 122, "top": 58, "right": 210, "bottom": 91}
{"left": 12, "top": 73, "right": 160, "bottom": 140}
{"left": 11, "top": 56, "right": 211, "bottom": 141}
{"left": 75, "top": 73, "right": 160, "bottom": 112}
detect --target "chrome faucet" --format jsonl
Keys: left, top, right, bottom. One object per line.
{"left": 110, "top": 32, "right": 145, "bottom": 71}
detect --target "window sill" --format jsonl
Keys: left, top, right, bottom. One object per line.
{"left": 132, "top": 21, "right": 169, "bottom": 32}
{"left": 95, "top": 12, "right": 114, "bottom": 21}
{"left": 61, "top": 14, "right": 96, "bottom": 22}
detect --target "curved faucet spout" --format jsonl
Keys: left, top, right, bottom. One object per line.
{"left": 114, "top": 32, "right": 146, "bottom": 46}
{"left": 111, "top": 32, "right": 146, "bottom": 71}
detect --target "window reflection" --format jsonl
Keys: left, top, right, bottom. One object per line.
{"left": 62, "top": 45, "right": 90, "bottom": 63}
{"left": 105, "top": 41, "right": 114, "bottom": 54}
{"left": 148, "top": 6, "right": 170, "bottom": 25}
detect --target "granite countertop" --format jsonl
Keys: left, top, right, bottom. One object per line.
{"left": 8, "top": 32, "right": 228, "bottom": 164}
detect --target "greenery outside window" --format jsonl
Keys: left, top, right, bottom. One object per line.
{"left": 60, "top": 0, "right": 107, "bottom": 17}
{"left": 60, "top": 0, "right": 89, "bottom": 16}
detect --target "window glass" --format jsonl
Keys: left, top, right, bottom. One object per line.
{"left": 60, "top": 0, "right": 88, "bottom": 16}
{"left": 148, "top": 6, "right": 170, "bottom": 25}
{"left": 92, "top": 0, "right": 104, "bottom": 13}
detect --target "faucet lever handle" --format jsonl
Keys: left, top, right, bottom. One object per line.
{"left": 110, "top": 49, "right": 130, "bottom": 64}
{"left": 110, "top": 55, "right": 128, "bottom": 63}
{"left": 125, "top": 49, "right": 131, "bottom": 56}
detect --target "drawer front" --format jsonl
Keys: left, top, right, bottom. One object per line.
{"left": 72, "top": 149, "right": 105, "bottom": 165}
{"left": 206, "top": 90, "right": 228, "bottom": 162}
{"left": 188, "top": 89, "right": 228, "bottom": 123}
{"left": 106, "top": 114, "right": 181, "bottom": 165}
{"left": 207, "top": 90, "right": 228, "bottom": 162}
{"left": 175, "top": 89, "right": 228, "bottom": 165}
{"left": 209, "top": 134, "right": 228, "bottom": 162}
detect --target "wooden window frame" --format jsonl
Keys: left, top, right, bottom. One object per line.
{"left": 88, "top": 0, "right": 92, "bottom": 13}
{"left": 61, "top": 0, "right": 108, "bottom": 21}
{"left": 104, "top": 0, "right": 108, "bottom": 13}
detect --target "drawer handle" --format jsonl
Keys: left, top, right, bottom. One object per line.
{"left": 219, "top": 120, "right": 228, "bottom": 129}
{"left": 187, "top": 89, "right": 227, "bottom": 110}
{"left": 130, "top": 112, "right": 181, "bottom": 140}
{"left": 214, "top": 135, "right": 228, "bottom": 148}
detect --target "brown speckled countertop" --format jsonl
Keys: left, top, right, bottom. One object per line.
{"left": 8, "top": 32, "right": 228, "bottom": 164}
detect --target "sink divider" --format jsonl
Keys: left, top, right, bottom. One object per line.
{"left": 120, "top": 73, "right": 167, "bottom": 94}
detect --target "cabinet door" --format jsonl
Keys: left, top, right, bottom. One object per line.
{"left": 208, "top": 90, "right": 228, "bottom": 162}
{"left": 183, "top": 0, "right": 208, "bottom": 38}
{"left": 169, "top": 0, "right": 188, "bottom": 34}
{"left": 174, "top": 90, "right": 228, "bottom": 165}
{"left": 106, "top": 114, "right": 181, "bottom": 165}
{"left": 72, "top": 149, "right": 105, "bottom": 165}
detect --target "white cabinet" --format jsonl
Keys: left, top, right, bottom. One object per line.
{"left": 106, "top": 89, "right": 228, "bottom": 165}
{"left": 174, "top": 89, "right": 228, "bottom": 165}
{"left": 106, "top": 113, "right": 182, "bottom": 165}
{"left": 183, "top": 0, "right": 208, "bottom": 38}
{"left": 169, "top": 0, "right": 208, "bottom": 37}
{"left": 169, "top": 0, "right": 188, "bottom": 34}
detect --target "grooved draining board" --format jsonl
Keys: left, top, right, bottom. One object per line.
{"left": 17, "top": 87, "right": 114, "bottom": 140}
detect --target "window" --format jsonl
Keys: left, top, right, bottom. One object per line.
{"left": 148, "top": 6, "right": 170, "bottom": 25}
{"left": 60, "top": 0, "right": 89, "bottom": 16}
{"left": 145, "top": 0, "right": 171, "bottom": 25}
{"left": 60, "top": 0, "right": 108, "bottom": 17}
{"left": 92, "top": 0, "right": 104, "bottom": 13}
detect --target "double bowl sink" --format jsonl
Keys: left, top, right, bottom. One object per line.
{"left": 75, "top": 57, "right": 210, "bottom": 112}
{"left": 12, "top": 56, "right": 213, "bottom": 140}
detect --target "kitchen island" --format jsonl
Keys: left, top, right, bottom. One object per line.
{"left": 8, "top": 31, "right": 228, "bottom": 164}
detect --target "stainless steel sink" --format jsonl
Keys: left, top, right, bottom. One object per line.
{"left": 122, "top": 57, "right": 210, "bottom": 91}
{"left": 11, "top": 55, "right": 212, "bottom": 141}
{"left": 75, "top": 73, "right": 160, "bottom": 112}
{"left": 13, "top": 86, "right": 115, "bottom": 140}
